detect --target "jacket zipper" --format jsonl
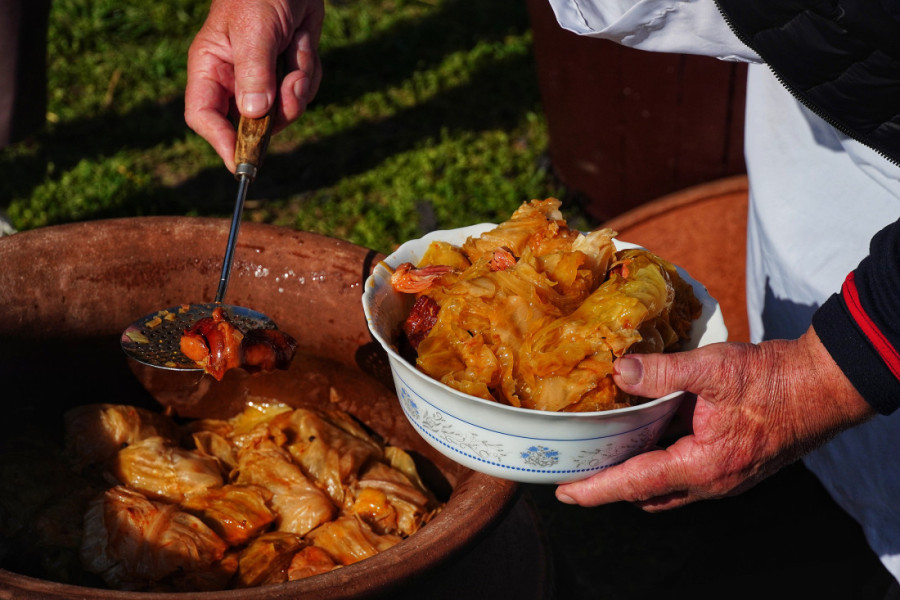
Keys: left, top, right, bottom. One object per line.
{"left": 712, "top": 0, "right": 900, "bottom": 169}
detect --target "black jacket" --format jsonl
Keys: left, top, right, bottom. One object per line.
{"left": 715, "top": 0, "right": 900, "bottom": 413}
{"left": 715, "top": 0, "right": 900, "bottom": 166}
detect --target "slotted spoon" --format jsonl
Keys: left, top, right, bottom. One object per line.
{"left": 121, "top": 110, "right": 277, "bottom": 370}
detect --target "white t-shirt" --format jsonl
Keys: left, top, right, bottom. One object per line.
{"left": 548, "top": 0, "right": 900, "bottom": 581}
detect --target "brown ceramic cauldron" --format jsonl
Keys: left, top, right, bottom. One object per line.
{"left": 0, "top": 217, "right": 518, "bottom": 599}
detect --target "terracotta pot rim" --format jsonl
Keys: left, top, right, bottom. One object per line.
{"left": 601, "top": 174, "right": 748, "bottom": 232}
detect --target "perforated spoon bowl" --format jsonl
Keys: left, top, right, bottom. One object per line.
{"left": 121, "top": 109, "right": 277, "bottom": 370}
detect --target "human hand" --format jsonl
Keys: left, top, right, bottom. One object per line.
{"left": 185, "top": 0, "right": 324, "bottom": 172}
{"left": 556, "top": 326, "right": 874, "bottom": 511}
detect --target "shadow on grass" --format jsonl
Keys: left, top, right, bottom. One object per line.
{"left": 314, "top": 0, "right": 534, "bottom": 107}
{"left": 0, "top": 0, "right": 542, "bottom": 223}
{"left": 175, "top": 50, "right": 542, "bottom": 207}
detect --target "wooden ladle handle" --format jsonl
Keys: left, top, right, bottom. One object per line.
{"left": 233, "top": 112, "right": 273, "bottom": 181}
{"left": 233, "top": 55, "right": 284, "bottom": 181}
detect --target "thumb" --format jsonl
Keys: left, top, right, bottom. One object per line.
{"left": 613, "top": 352, "right": 692, "bottom": 399}
{"left": 232, "top": 31, "right": 278, "bottom": 118}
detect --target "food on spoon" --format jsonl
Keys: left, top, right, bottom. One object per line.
{"left": 179, "top": 306, "right": 298, "bottom": 380}
{"left": 241, "top": 328, "right": 299, "bottom": 372}
{"left": 390, "top": 198, "right": 702, "bottom": 412}
{"left": 51, "top": 400, "right": 443, "bottom": 592}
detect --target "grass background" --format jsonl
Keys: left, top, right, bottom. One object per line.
{"left": 0, "top": 0, "right": 597, "bottom": 254}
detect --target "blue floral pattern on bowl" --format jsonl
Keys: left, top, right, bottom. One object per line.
{"left": 520, "top": 446, "right": 560, "bottom": 468}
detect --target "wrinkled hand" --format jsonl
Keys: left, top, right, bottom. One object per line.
{"left": 556, "top": 326, "right": 874, "bottom": 511}
{"left": 185, "top": 0, "right": 324, "bottom": 172}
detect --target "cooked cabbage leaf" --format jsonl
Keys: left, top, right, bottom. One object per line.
{"left": 394, "top": 198, "right": 702, "bottom": 412}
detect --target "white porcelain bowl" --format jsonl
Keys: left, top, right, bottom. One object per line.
{"left": 362, "top": 224, "right": 728, "bottom": 484}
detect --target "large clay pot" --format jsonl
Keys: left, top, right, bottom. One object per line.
{"left": 0, "top": 218, "right": 519, "bottom": 599}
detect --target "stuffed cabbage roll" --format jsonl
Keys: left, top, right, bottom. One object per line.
{"left": 350, "top": 459, "right": 438, "bottom": 537}
{"left": 235, "top": 531, "right": 304, "bottom": 588}
{"left": 165, "top": 552, "right": 238, "bottom": 593}
{"left": 287, "top": 545, "right": 338, "bottom": 581}
{"left": 80, "top": 486, "right": 227, "bottom": 590}
{"left": 306, "top": 515, "right": 402, "bottom": 566}
{"left": 112, "top": 436, "right": 223, "bottom": 503}
{"left": 186, "top": 400, "right": 294, "bottom": 455}
{"left": 233, "top": 441, "right": 336, "bottom": 536}
{"left": 64, "top": 404, "right": 178, "bottom": 472}
{"left": 12, "top": 400, "right": 446, "bottom": 592}
{"left": 273, "top": 409, "right": 383, "bottom": 507}
{"left": 181, "top": 484, "right": 275, "bottom": 546}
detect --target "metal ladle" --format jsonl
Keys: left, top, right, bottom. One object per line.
{"left": 121, "top": 109, "right": 277, "bottom": 370}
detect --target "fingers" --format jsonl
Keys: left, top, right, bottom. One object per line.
{"left": 555, "top": 344, "right": 752, "bottom": 511}
{"left": 275, "top": 23, "right": 323, "bottom": 132}
{"left": 185, "top": 41, "right": 239, "bottom": 172}
{"left": 232, "top": 1, "right": 324, "bottom": 122}
{"left": 184, "top": 0, "right": 325, "bottom": 169}
{"left": 230, "top": 16, "right": 280, "bottom": 119}
{"left": 556, "top": 333, "right": 876, "bottom": 514}
{"left": 556, "top": 446, "right": 697, "bottom": 510}
{"left": 551, "top": 353, "right": 707, "bottom": 510}
{"left": 612, "top": 342, "right": 731, "bottom": 400}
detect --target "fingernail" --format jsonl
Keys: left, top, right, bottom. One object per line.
{"left": 293, "top": 78, "right": 309, "bottom": 102}
{"left": 296, "top": 30, "right": 312, "bottom": 52}
{"left": 241, "top": 92, "right": 269, "bottom": 115}
{"left": 556, "top": 491, "right": 575, "bottom": 505}
{"left": 616, "top": 356, "right": 643, "bottom": 385}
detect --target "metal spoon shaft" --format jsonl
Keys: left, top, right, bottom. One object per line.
{"left": 214, "top": 98, "right": 275, "bottom": 303}
{"left": 215, "top": 172, "right": 251, "bottom": 303}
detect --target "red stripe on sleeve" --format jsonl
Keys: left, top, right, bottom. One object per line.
{"left": 842, "top": 272, "right": 900, "bottom": 381}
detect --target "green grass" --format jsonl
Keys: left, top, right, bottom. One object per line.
{"left": 0, "top": 0, "right": 591, "bottom": 254}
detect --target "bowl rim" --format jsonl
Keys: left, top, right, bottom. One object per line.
{"left": 362, "top": 223, "right": 726, "bottom": 419}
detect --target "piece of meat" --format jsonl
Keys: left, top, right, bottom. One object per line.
{"left": 241, "top": 328, "right": 298, "bottom": 373}
{"left": 402, "top": 295, "right": 440, "bottom": 350}
{"left": 489, "top": 247, "right": 517, "bottom": 271}
{"left": 180, "top": 307, "right": 297, "bottom": 380}
{"left": 180, "top": 307, "right": 244, "bottom": 380}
